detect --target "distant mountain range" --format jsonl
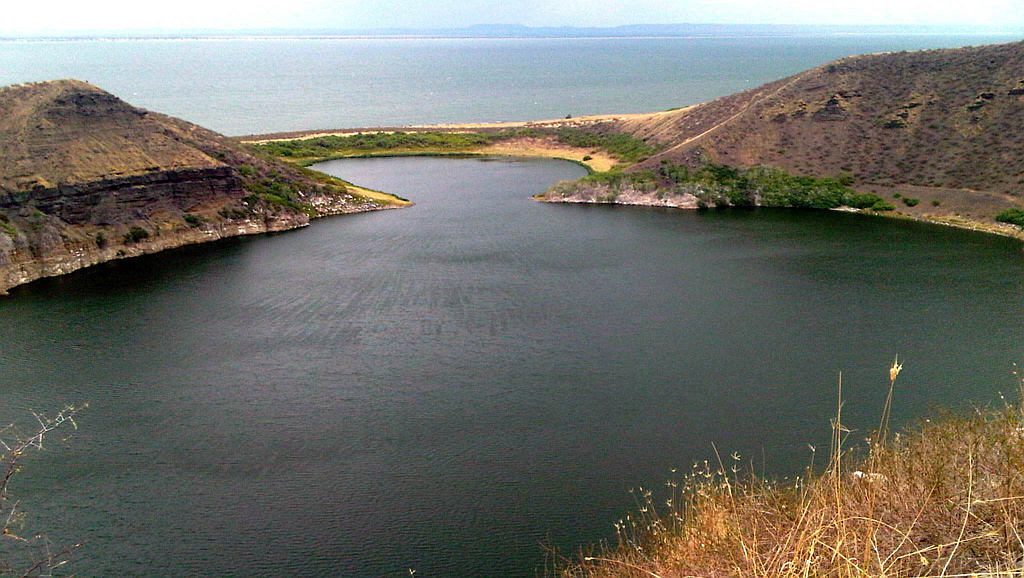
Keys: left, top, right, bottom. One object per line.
{"left": 4, "top": 23, "right": 1024, "bottom": 40}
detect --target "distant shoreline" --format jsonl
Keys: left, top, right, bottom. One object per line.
{"left": 240, "top": 114, "right": 670, "bottom": 173}
{"left": 244, "top": 116, "right": 1024, "bottom": 243}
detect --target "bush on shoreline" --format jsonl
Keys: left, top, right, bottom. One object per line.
{"left": 995, "top": 208, "right": 1024, "bottom": 228}
{"left": 548, "top": 161, "right": 895, "bottom": 212}
{"left": 123, "top": 226, "right": 149, "bottom": 244}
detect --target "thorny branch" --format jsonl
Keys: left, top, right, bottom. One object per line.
{"left": 0, "top": 404, "right": 86, "bottom": 576}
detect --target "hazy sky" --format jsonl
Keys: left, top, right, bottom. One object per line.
{"left": 3, "top": 0, "right": 1024, "bottom": 34}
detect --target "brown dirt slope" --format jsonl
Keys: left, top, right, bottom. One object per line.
{"left": 0, "top": 79, "right": 221, "bottom": 191}
{"left": 605, "top": 40, "right": 1024, "bottom": 197}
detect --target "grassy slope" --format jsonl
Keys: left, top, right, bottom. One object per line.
{"left": 562, "top": 365, "right": 1024, "bottom": 577}
{"left": 615, "top": 41, "right": 1024, "bottom": 194}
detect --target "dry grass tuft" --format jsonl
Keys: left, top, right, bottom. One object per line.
{"left": 560, "top": 362, "right": 1024, "bottom": 578}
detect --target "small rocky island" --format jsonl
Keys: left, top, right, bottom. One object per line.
{"left": 0, "top": 80, "right": 407, "bottom": 293}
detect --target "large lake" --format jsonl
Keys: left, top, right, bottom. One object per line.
{"left": 2, "top": 34, "right": 1021, "bottom": 135}
{"left": 2, "top": 156, "right": 1023, "bottom": 576}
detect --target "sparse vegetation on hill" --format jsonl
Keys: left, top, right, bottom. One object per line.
{"left": 526, "top": 40, "right": 1024, "bottom": 232}
{"left": 605, "top": 40, "right": 1024, "bottom": 200}
{"left": 0, "top": 79, "right": 407, "bottom": 294}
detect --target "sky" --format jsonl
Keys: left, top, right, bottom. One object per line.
{"left": 2, "top": 0, "right": 1024, "bottom": 34}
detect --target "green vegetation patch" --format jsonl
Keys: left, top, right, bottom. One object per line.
{"left": 995, "top": 207, "right": 1024, "bottom": 227}
{"left": 250, "top": 127, "right": 662, "bottom": 166}
{"left": 0, "top": 212, "right": 16, "bottom": 236}
{"left": 250, "top": 131, "right": 501, "bottom": 161}
{"left": 241, "top": 172, "right": 317, "bottom": 216}
{"left": 547, "top": 161, "right": 896, "bottom": 212}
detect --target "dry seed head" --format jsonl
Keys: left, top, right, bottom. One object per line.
{"left": 890, "top": 355, "right": 902, "bottom": 382}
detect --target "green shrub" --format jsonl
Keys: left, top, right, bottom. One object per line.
{"left": 219, "top": 207, "right": 251, "bottom": 220}
{"left": 237, "top": 164, "right": 256, "bottom": 177}
{"left": 871, "top": 200, "right": 896, "bottom": 211}
{"left": 123, "top": 226, "right": 149, "bottom": 244}
{"left": 95, "top": 233, "right": 106, "bottom": 248}
{"left": 0, "top": 212, "right": 8, "bottom": 223}
{"left": 995, "top": 208, "right": 1024, "bottom": 227}
{"left": 932, "top": 200, "right": 942, "bottom": 206}
{"left": 582, "top": 155, "right": 592, "bottom": 161}
{"left": 902, "top": 197, "right": 920, "bottom": 207}
{"left": 182, "top": 213, "right": 204, "bottom": 227}
{"left": 844, "top": 192, "right": 885, "bottom": 209}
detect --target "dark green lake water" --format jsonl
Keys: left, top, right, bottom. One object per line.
{"left": 2, "top": 156, "right": 1024, "bottom": 576}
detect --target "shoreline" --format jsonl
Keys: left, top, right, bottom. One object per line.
{"left": 301, "top": 147, "right": 612, "bottom": 173}
{"left": 536, "top": 193, "right": 1024, "bottom": 242}
{"left": 237, "top": 110, "right": 672, "bottom": 143}
{"left": 243, "top": 115, "right": 1024, "bottom": 244}
{"left": 239, "top": 115, "right": 667, "bottom": 173}
{"left": 0, "top": 202, "right": 403, "bottom": 296}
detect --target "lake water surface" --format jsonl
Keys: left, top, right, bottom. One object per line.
{"left": 2, "top": 156, "right": 1023, "bottom": 576}
{"left": 3, "top": 34, "right": 1020, "bottom": 134}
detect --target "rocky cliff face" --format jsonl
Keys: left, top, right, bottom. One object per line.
{"left": 1, "top": 166, "right": 239, "bottom": 225}
{"left": 0, "top": 80, "right": 404, "bottom": 294}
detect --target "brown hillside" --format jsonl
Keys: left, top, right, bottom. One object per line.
{"left": 0, "top": 79, "right": 221, "bottom": 191}
{"left": 606, "top": 40, "right": 1024, "bottom": 197}
{"left": 0, "top": 80, "right": 400, "bottom": 294}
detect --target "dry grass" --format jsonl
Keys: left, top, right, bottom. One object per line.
{"left": 475, "top": 137, "right": 619, "bottom": 172}
{"left": 561, "top": 361, "right": 1024, "bottom": 578}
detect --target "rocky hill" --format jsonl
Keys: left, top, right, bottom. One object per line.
{"left": 617, "top": 40, "right": 1024, "bottom": 190}
{"left": 0, "top": 80, "right": 405, "bottom": 293}
{"left": 550, "top": 40, "right": 1024, "bottom": 229}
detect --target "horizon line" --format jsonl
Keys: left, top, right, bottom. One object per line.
{"left": 3, "top": 22, "right": 1024, "bottom": 40}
